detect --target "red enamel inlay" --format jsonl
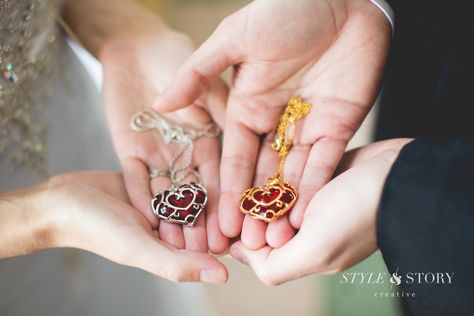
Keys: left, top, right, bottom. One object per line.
{"left": 195, "top": 191, "right": 206, "bottom": 204}
{"left": 254, "top": 187, "right": 280, "bottom": 203}
{"left": 281, "top": 191, "right": 294, "bottom": 204}
{"left": 167, "top": 190, "right": 194, "bottom": 209}
{"left": 152, "top": 183, "right": 207, "bottom": 225}
{"left": 240, "top": 182, "right": 297, "bottom": 221}
{"left": 242, "top": 198, "right": 256, "bottom": 211}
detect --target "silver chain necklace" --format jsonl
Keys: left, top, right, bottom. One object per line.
{"left": 130, "top": 108, "right": 220, "bottom": 187}
{"left": 130, "top": 109, "right": 220, "bottom": 226}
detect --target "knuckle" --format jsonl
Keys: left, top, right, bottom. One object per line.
{"left": 188, "top": 67, "right": 210, "bottom": 89}
{"left": 152, "top": 254, "right": 195, "bottom": 283}
{"left": 307, "top": 157, "right": 335, "bottom": 175}
{"left": 163, "top": 268, "right": 192, "bottom": 283}
{"left": 139, "top": 146, "right": 159, "bottom": 161}
{"left": 167, "top": 271, "right": 185, "bottom": 283}
{"left": 221, "top": 155, "right": 253, "bottom": 172}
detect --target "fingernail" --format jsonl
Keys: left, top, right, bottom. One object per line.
{"left": 230, "top": 249, "right": 248, "bottom": 265}
{"left": 199, "top": 269, "right": 225, "bottom": 284}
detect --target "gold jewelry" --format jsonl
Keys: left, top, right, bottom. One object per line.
{"left": 239, "top": 96, "right": 311, "bottom": 222}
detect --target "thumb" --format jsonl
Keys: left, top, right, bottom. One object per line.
{"left": 153, "top": 22, "right": 242, "bottom": 113}
{"left": 122, "top": 230, "right": 229, "bottom": 284}
{"left": 230, "top": 235, "right": 320, "bottom": 286}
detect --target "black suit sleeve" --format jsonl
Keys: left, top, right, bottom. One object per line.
{"left": 377, "top": 139, "right": 474, "bottom": 316}
{"left": 385, "top": 0, "right": 473, "bottom": 32}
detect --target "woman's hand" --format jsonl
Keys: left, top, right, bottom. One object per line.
{"left": 63, "top": 0, "right": 229, "bottom": 255}
{"left": 0, "top": 172, "right": 228, "bottom": 284}
{"left": 229, "top": 139, "right": 412, "bottom": 286}
{"left": 153, "top": 0, "right": 392, "bottom": 249}
{"left": 101, "top": 27, "right": 228, "bottom": 254}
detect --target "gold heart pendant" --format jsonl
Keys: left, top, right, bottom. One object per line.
{"left": 240, "top": 180, "right": 297, "bottom": 222}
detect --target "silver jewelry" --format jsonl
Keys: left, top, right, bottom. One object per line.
{"left": 131, "top": 109, "right": 220, "bottom": 145}
{"left": 131, "top": 109, "right": 220, "bottom": 187}
{"left": 149, "top": 169, "right": 170, "bottom": 179}
{"left": 131, "top": 108, "right": 220, "bottom": 226}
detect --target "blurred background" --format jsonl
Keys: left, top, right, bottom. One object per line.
{"left": 128, "top": 1, "right": 404, "bottom": 315}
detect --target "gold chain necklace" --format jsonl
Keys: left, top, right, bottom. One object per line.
{"left": 240, "top": 96, "right": 312, "bottom": 222}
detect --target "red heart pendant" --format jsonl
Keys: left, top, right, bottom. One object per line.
{"left": 239, "top": 181, "right": 297, "bottom": 222}
{"left": 151, "top": 182, "right": 207, "bottom": 226}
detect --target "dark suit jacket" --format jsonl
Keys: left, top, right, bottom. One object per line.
{"left": 378, "top": 139, "right": 474, "bottom": 316}
{"left": 375, "top": 1, "right": 474, "bottom": 315}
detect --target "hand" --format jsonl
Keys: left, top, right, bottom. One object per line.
{"left": 100, "top": 20, "right": 229, "bottom": 254}
{"left": 153, "top": 0, "right": 392, "bottom": 249}
{"left": 228, "top": 139, "right": 412, "bottom": 285}
{"left": 0, "top": 172, "right": 228, "bottom": 284}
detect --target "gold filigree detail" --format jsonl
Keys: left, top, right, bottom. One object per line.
{"left": 239, "top": 96, "right": 312, "bottom": 222}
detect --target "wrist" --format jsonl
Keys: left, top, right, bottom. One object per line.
{"left": 369, "top": 0, "right": 395, "bottom": 34}
{"left": 62, "top": 0, "right": 169, "bottom": 59}
{"left": 0, "top": 186, "right": 58, "bottom": 258}
{"left": 98, "top": 19, "right": 174, "bottom": 63}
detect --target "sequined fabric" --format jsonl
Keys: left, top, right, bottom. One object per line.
{"left": 0, "top": 0, "right": 60, "bottom": 174}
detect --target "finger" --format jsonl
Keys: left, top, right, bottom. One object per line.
{"left": 219, "top": 117, "right": 260, "bottom": 238}
{"left": 230, "top": 153, "right": 393, "bottom": 286}
{"left": 265, "top": 143, "right": 310, "bottom": 248}
{"left": 181, "top": 189, "right": 207, "bottom": 253}
{"left": 240, "top": 136, "right": 276, "bottom": 249}
{"left": 335, "top": 138, "right": 413, "bottom": 175}
{"left": 281, "top": 144, "right": 311, "bottom": 187}
{"left": 241, "top": 215, "right": 267, "bottom": 250}
{"left": 153, "top": 23, "right": 241, "bottom": 113}
{"left": 149, "top": 160, "right": 186, "bottom": 250}
{"left": 199, "top": 79, "right": 229, "bottom": 131}
{"left": 196, "top": 139, "right": 229, "bottom": 254}
{"left": 123, "top": 230, "right": 228, "bottom": 284}
{"left": 265, "top": 214, "right": 295, "bottom": 248}
{"left": 179, "top": 166, "right": 208, "bottom": 253}
{"left": 230, "top": 224, "right": 323, "bottom": 286}
{"left": 122, "top": 157, "right": 159, "bottom": 227}
{"left": 288, "top": 138, "right": 346, "bottom": 229}
{"left": 253, "top": 135, "right": 279, "bottom": 185}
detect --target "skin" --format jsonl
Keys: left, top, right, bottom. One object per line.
{"left": 229, "top": 138, "right": 413, "bottom": 286}
{"left": 153, "top": 0, "right": 392, "bottom": 250}
{"left": 0, "top": 172, "right": 227, "bottom": 284}
{"left": 1, "top": 0, "right": 230, "bottom": 285}
{"left": 62, "top": 0, "right": 229, "bottom": 254}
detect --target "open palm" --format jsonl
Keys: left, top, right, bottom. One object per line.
{"left": 101, "top": 27, "right": 228, "bottom": 254}
{"left": 154, "top": 0, "right": 391, "bottom": 248}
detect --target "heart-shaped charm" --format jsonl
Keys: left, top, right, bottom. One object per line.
{"left": 151, "top": 182, "right": 207, "bottom": 226}
{"left": 239, "top": 181, "right": 297, "bottom": 222}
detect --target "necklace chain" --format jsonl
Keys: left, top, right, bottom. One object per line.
{"left": 270, "top": 96, "right": 311, "bottom": 182}
{"left": 130, "top": 108, "right": 220, "bottom": 187}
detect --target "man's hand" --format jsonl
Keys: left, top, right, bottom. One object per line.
{"left": 229, "top": 139, "right": 412, "bottom": 286}
{"left": 153, "top": 0, "right": 392, "bottom": 249}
